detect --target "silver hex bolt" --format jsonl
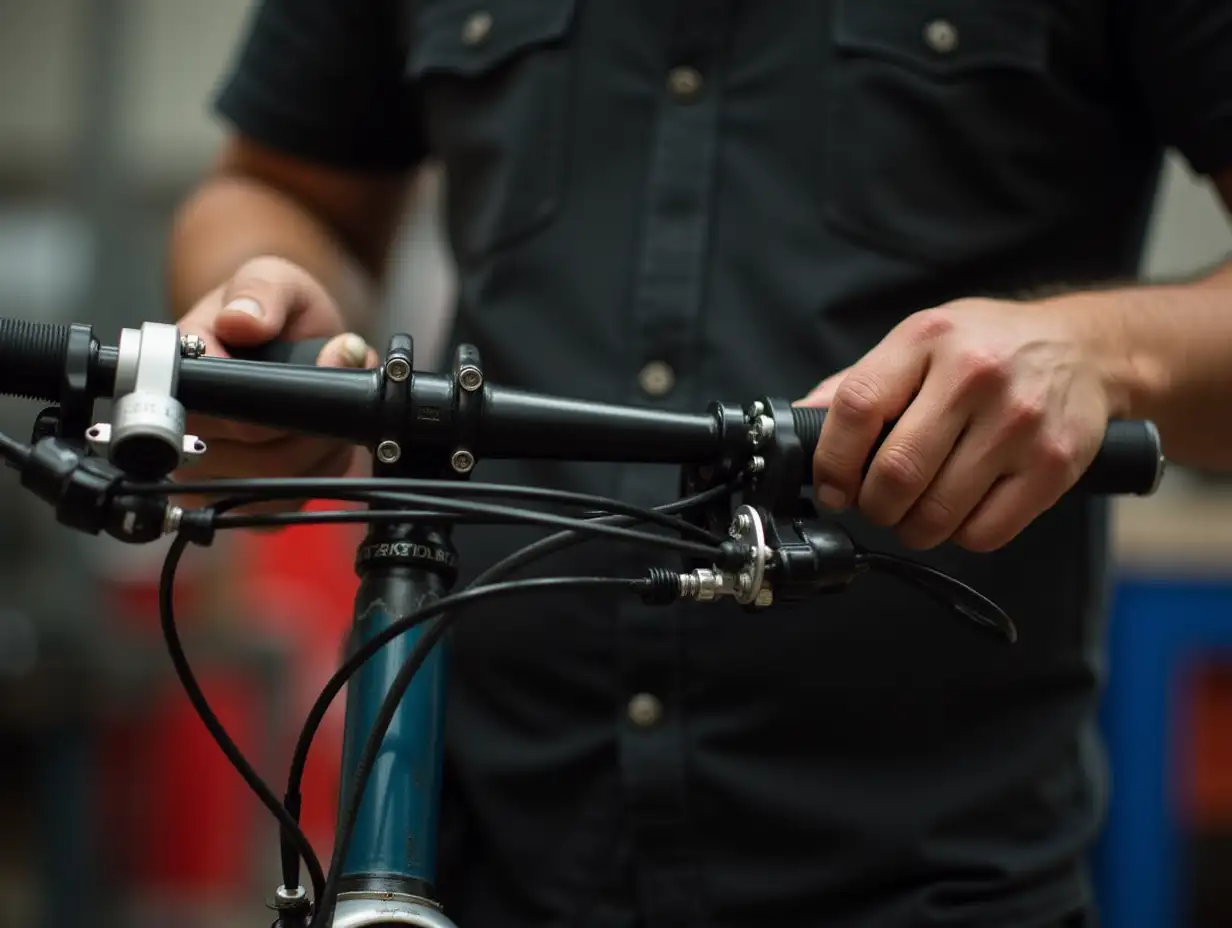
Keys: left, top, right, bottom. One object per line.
{"left": 179, "top": 334, "right": 206, "bottom": 358}
{"left": 458, "top": 366, "right": 483, "bottom": 392}
{"left": 376, "top": 440, "right": 402, "bottom": 464}
{"left": 386, "top": 357, "right": 411, "bottom": 382}
{"left": 730, "top": 512, "right": 752, "bottom": 537}
{"left": 451, "top": 449, "right": 475, "bottom": 474}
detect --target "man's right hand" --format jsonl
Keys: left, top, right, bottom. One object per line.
{"left": 176, "top": 255, "right": 378, "bottom": 508}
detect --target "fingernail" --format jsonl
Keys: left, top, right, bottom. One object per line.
{"left": 224, "top": 297, "right": 263, "bottom": 319}
{"left": 338, "top": 333, "right": 368, "bottom": 367}
{"left": 815, "top": 483, "right": 847, "bottom": 510}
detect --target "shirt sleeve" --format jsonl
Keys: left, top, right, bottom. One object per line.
{"left": 1122, "top": 0, "right": 1232, "bottom": 177}
{"left": 213, "top": 0, "right": 427, "bottom": 172}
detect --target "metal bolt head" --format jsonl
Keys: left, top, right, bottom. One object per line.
{"left": 754, "top": 585, "right": 774, "bottom": 608}
{"left": 458, "top": 366, "right": 483, "bottom": 392}
{"left": 179, "top": 334, "right": 206, "bottom": 358}
{"left": 386, "top": 357, "right": 411, "bottom": 382}
{"left": 451, "top": 449, "right": 475, "bottom": 474}
{"left": 376, "top": 440, "right": 402, "bottom": 464}
{"left": 748, "top": 455, "right": 765, "bottom": 473}
{"left": 730, "top": 512, "right": 752, "bottom": 537}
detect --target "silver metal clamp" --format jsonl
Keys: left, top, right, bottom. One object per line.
{"left": 87, "top": 322, "right": 205, "bottom": 477}
{"left": 676, "top": 505, "right": 774, "bottom": 608}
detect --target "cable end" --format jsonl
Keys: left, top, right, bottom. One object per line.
{"left": 641, "top": 567, "right": 684, "bottom": 605}
{"left": 175, "top": 507, "right": 218, "bottom": 546}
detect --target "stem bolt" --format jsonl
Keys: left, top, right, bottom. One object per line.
{"left": 386, "top": 357, "right": 411, "bottom": 382}
{"left": 376, "top": 440, "right": 402, "bottom": 464}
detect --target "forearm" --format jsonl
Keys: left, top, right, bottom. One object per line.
{"left": 167, "top": 174, "right": 381, "bottom": 335}
{"left": 1058, "top": 259, "right": 1232, "bottom": 470}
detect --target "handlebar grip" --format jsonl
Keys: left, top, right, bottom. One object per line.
{"left": 225, "top": 338, "right": 333, "bottom": 367}
{"left": 0, "top": 318, "right": 71, "bottom": 402}
{"left": 790, "top": 406, "right": 1163, "bottom": 496}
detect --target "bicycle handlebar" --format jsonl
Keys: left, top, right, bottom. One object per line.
{"left": 0, "top": 315, "right": 1170, "bottom": 927}
{"left": 0, "top": 318, "right": 1165, "bottom": 494}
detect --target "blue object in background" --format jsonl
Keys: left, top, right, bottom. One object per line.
{"left": 1095, "top": 574, "right": 1232, "bottom": 928}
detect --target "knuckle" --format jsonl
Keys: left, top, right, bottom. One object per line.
{"left": 832, "top": 374, "right": 883, "bottom": 420}
{"left": 236, "top": 254, "right": 300, "bottom": 283}
{"left": 1035, "top": 432, "right": 1078, "bottom": 472}
{"left": 954, "top": 348, "right": 1009, "bottom": 393}
{"left": 1002, "top": 396, "right": 1047, "bottom": 433}
{"left": 909, "top": 494, "right": 960, "bottom": 536}
{"left": 874, "top": 443, "right": 930, "bottom": 493}
{"left": 903, "top": 308, "right": 955, "bottom": 344}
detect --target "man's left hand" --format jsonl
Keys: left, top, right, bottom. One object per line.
{"left": 797, "top": 298, "right": 1115, "bottom": 553}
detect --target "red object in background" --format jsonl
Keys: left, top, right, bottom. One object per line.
{"left": 97, "top": 500, "right": 361, "bottom": 898}
{"left": 1185, "top": 662, "right": 1232, "bottom": 829}
{"left": 233, "top": 499, "right": 362, "bottom": 859}
{"left": 97, "top": 540, "right": 262, "bottom": 896}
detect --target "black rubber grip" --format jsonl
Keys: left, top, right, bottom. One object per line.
{"left": 791, "top": 406, "right": 1162, "bottom": 496}
{"left": 226, "top": 338, "right": 332, "bottom": 367}
{"left": 0, "top": 318, "right": 70, "bottom": 402}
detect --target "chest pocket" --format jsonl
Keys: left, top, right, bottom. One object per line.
{"left": 824, "top": 0, "right": 1075, "bottom": 266}
{"left": 408, "top": 0, "right": 577, "bottom": 264}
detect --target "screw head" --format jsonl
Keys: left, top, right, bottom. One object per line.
{"left": 376, "top": 440, "right": 401, "bottom": 464}
{"left": 730, "top": 512, "right": 752, "bottom": 537}
{"left": 458, "top": 366, "right": 483, "bottom": 392}
{"left": 754, "top": 586, "right": 774, "bottom": 608}
{"left": 386, "top": 357, "right": 411, "bottom": 382}
{"left": 179, "top": 334, "right": 206, "bottom": 358}
{"left": 451, "top": 449, "right": 475, "bottom": 473}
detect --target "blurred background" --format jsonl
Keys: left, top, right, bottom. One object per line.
{"left": 0, "top": 1, "right": 1230, "bottom": 926}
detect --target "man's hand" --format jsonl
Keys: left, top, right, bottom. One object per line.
{"left": 797, "top": 298, "right": 1116, "bottom": 553}
{"left": 177, "top": 255, "right": 379, "bottom": 510}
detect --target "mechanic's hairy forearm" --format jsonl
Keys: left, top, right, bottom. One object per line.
{"left": 167, "top": 174, "right": 382, "bottom": 336}
{"left": 1055, "top": 258, "right": 1232, "bottom": 471}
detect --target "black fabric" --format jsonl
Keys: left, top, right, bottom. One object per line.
{"left": 213, "top": 1, "right": 1232, "bottom": 926}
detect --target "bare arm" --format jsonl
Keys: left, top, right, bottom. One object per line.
{"left": 168, "top": 134, "right": 416, "bottom": 334}
{"left": 1063, "top": 167, "right": 1232, "bottom": 470}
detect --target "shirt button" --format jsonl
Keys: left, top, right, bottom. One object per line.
{"left": 461, "top": 11, "right": 493, "bottom": 46}
{"left": 923, "top": 18, "right": 959, "bottom": 54}
{"left": 638, "top": 360, "right": 676, "bottom": 397}
{"left": 667, "top": 66, "right": 703, "bottom": 102}
{"left": 628, "top": 692, "right": 663, "bottom": 728}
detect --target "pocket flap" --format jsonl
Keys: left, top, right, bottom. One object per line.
{"left": 833, "top": 0, "right": 1048, "bottom": 76}
{"left": 409, "top": 0, "right": 577, "bottom": 79}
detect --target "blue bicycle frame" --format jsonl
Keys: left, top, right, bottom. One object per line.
{"left": 330, "top": 516, "right": 458, "bottom": 928}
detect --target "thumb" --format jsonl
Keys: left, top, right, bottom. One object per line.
{"left": 214, "top": 257, "right": 318, "bottom": 347}
{"left": 795, "top": 367, "right": 850, "bottom": 408}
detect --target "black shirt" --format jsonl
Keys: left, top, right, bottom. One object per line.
{"left": 214, "top": 2, "right": 1232, "bottom": 926}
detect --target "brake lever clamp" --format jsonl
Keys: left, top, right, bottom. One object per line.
{"left": 661, "top": 504, "right": 1016, "bottom": 643}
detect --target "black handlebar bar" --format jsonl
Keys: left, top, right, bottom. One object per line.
{"left": 0, "top": 318, "right": 1165, "bottom": 495}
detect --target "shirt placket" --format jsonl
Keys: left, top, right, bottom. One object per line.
{"left": 615, "top": 3, "right": 732, "bottom": 927}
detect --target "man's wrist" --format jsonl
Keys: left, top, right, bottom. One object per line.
{"left": 1038, "top": 289, "right": 1172, "bottom": 421}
